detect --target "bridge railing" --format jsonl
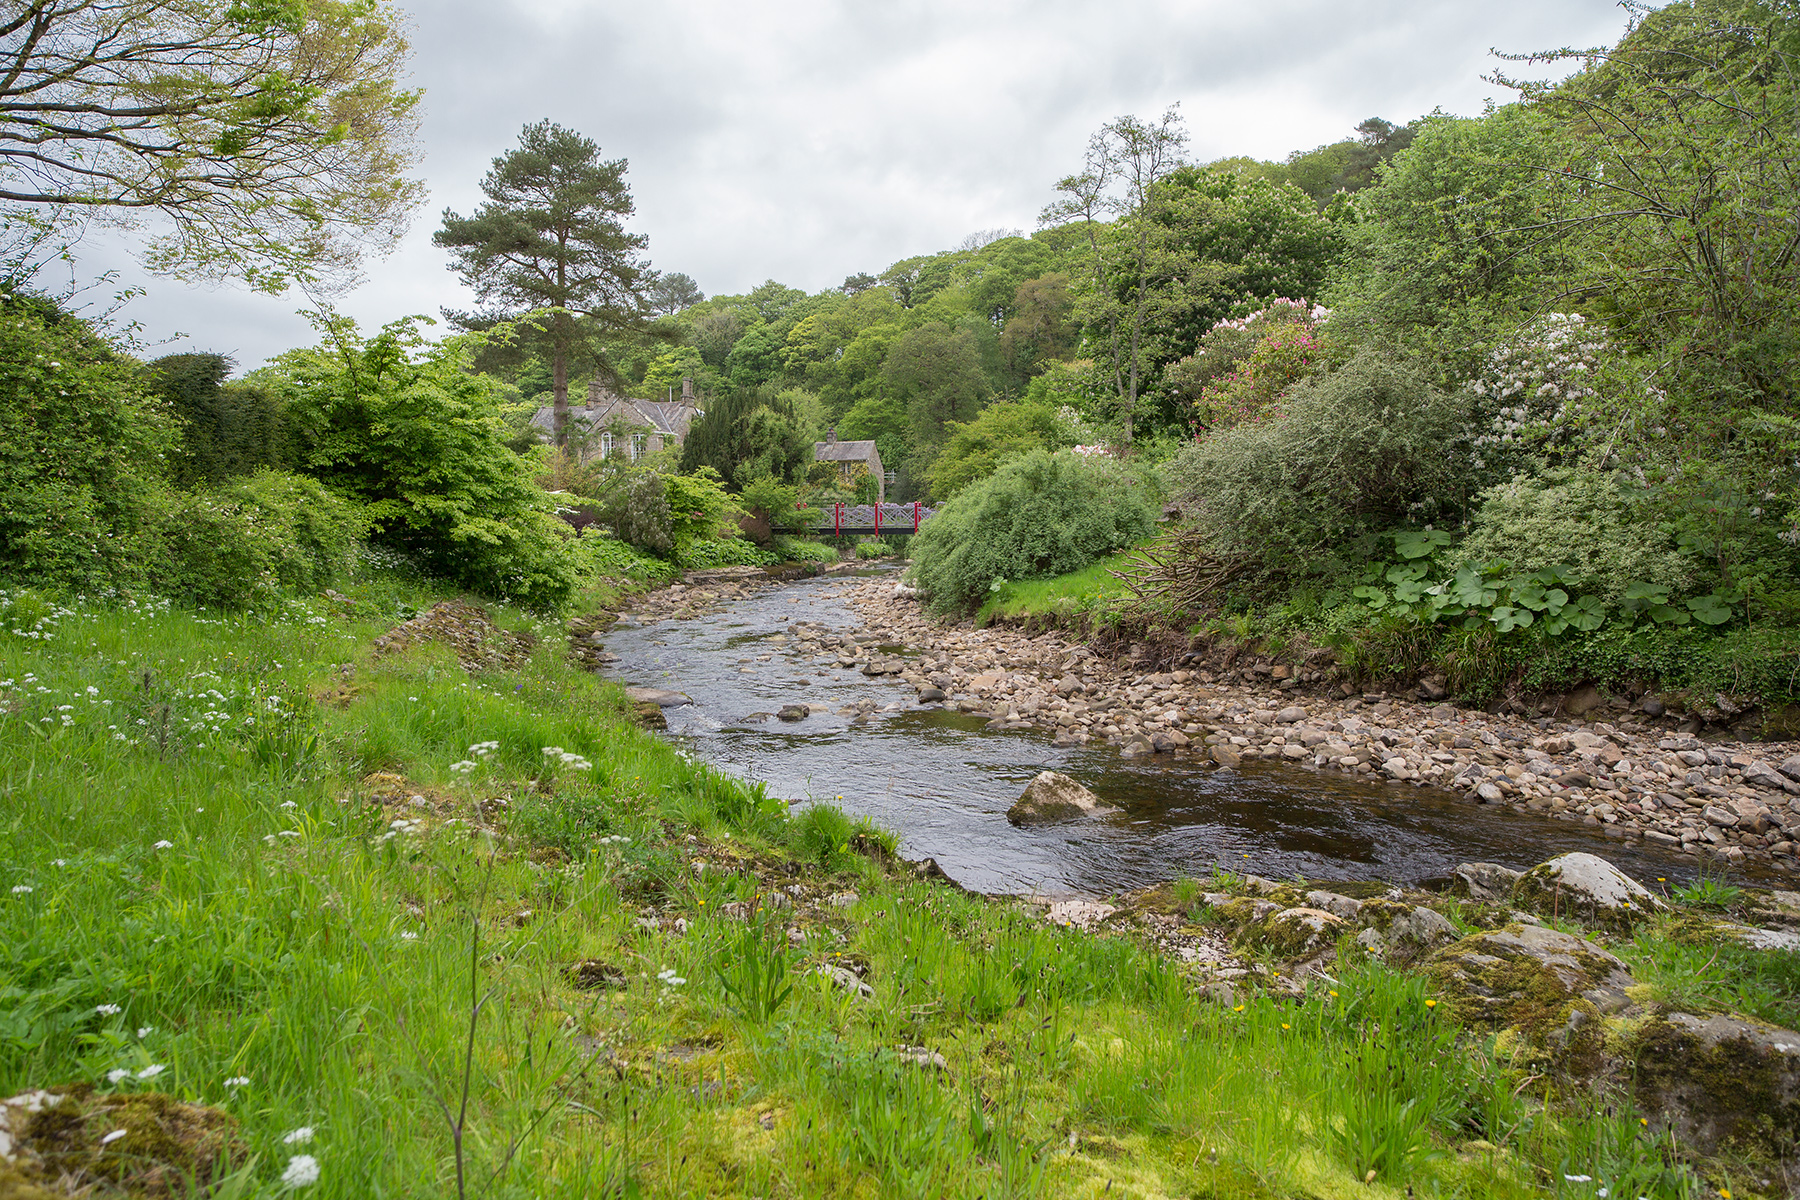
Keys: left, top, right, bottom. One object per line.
{"left": 811, "top": 502, "right": 935, "bottom": 535}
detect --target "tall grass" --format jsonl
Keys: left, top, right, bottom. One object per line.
{"left": 0, "top": 575, "right": 1717, "bottom": 1198}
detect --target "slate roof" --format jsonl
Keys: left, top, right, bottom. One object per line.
{"left": 814, "top": 439, "right": 880, "bottom": 462}
{"left": 529, "top": 396, "right": 701, "bottom": 438}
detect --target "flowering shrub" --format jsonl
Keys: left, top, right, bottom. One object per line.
{"left": 1464, "top": 314, "right": 1653, "bottom": 477}
{"left": 1162, "top": 299, "right": 1330, "bottom": 433}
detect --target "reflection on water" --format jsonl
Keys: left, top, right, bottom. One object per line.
{"left": 605, "top": 575, "right": 1733, "bottom": 896}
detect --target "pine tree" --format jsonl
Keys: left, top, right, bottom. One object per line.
{"left": 435, "top": 121, "right": 659, "bottom": 445}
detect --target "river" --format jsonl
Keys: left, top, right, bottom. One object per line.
{"left": 602, "top": 572, "right": 1733, "bottom": 896}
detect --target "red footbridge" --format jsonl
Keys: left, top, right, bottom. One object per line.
{"left": 812, "top": 503, "right": 937, "bottom": 536}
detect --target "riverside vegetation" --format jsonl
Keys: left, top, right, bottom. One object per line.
{"left": 3, "top": 569, "right": 1798, "bottom": 1198}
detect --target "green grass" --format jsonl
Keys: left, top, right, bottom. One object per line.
{"left": 0, "top": 569, "right": 1743, "bottom": 1198}
{"left": 974, "top": 542, "right": 1152, "bottom": 627}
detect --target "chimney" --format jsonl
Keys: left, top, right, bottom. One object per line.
{"left": 827, "top": 425, "right": 837, "bottom": 444}
{"left": 681, "top": 376, "right": 694, "bottom": 403}
{"left": 585, "top": 378, "right": 600, "bottom": 408}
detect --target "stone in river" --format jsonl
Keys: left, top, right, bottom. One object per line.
{"left": 776, "top": 704, "right": 808, "bottom": 722}
{"left": 1007, "top": 771, "right": 1113, "bottom": 825}
{"left": 625, "top": 686, "right": 690, "bottom": 707}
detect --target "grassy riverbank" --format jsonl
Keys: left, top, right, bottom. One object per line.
{"left": 0, "top": 571, "right": 1773, "bottom": 1198}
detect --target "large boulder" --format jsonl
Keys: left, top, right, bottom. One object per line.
{"left": 1425, "top": 924, "right": 1636, "bottom": 1074}
{"left": 1006, "top": 772, "right": 1113, "bottom": 825}
{"left": 1509, "top": 852, "right": 1664, "bottom": 930}
{"left": 1626, "top": 1011, "right": 1800, "bottom": 1160}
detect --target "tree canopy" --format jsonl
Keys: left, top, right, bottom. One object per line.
{"left": 0, "top": 0, "right": 424, "bottom": 291}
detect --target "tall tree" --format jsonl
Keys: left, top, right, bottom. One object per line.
{"left": 1042, "top": 106, "right": 1188, "bottom": 449}
{"left": 435, "top": 120, "right": 658, "bottom": 446}
{"left": 0, "top": 0, "right": 423, "bottom": 291}
{"left": 647, "top": 271, "right": 704, "bottom": 315}
{"left": 1499, "top": 0, "right": 1800, "bottom": 410}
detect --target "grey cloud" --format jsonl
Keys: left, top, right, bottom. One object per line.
{"left": 84, "top": 0, "right": 1628, "bottom": 369}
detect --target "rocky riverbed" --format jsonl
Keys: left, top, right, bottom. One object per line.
{"left": 607, "top": 566, "right": 1800, "bottom": 877}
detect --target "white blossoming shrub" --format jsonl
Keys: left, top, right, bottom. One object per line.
{"left": 1465, "top": 314, "right": 1657, "bottom": 478}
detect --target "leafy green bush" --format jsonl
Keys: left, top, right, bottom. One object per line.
{"left": 926, "top": 399, "right": 1061, "bottom": 499}
{"left": 675, "top": 535, "right": 775, "bottom": 570}
{"left": 738, "top": 473, "right": 805, "bottom": 535}
{"left": 0, "top": 292, "right": 177, "bottom": 593}
{"left": 152, "top": 471, "right": 366, "bottom": 609}
{"left": 569, "top": 529, "right": 680, "bottom": 583}
{"left": 769, "top": 536, "right": 838, "bottom": 564}
{"left": 663, "top": 467, "right": 737, "bottom": 543}
{"left": 261, "top": 316, "right": 575, "bottom": 610}
{"left": 1461, "top": 468, "right": 1693, "bottom": 604}
{"left": 855, "top": 541, "right": 894, "bottom": 559}
{"left": 910, "top": 448, "right": 1160, "bottom": 613}
{"left": 1164, "top": 352, "right": 1468, "bottom": 577}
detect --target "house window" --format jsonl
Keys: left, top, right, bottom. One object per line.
{"left": 600, "top": 432, "right": 614, "bottom": 458}
{"left": 631, "top": 433, "right": 647, "bottom": 460}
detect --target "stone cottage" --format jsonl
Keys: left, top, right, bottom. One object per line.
{"left": 812, "top": 427, "right": 884, "bottom": 502}
{"left": 531, "top": 377, "right": 703, "bottom": 460}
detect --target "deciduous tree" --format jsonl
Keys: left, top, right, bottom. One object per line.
{"left": 0, "top": 0, "right": 423, "bottom": 291}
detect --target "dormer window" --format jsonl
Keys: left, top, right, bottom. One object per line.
{"left": 600, "top": 432, "right": 614, "bottom": 458}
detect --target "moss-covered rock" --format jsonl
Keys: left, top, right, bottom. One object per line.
{"left": 1626, "top": 1010, "right": 1800, "bottom": 1162}
{"left": 1354, "top": 899, "right": 1460, "bottom": 964}
{"left": 1447, "top": 862, "right": 1522, "bottom": 902}
{"left": 1425, "top": 924, "right": 1635, "bottom": 1074}
{"left": 0, "top": 1084, "right": 243, "bottom": 1196}
{"left": 1239, "top": 906, "right": 1345, "bottom": 959}
{"left": 1006, "top": 771, "right": 1114, "bottom": 825}
{"left": 1509, "top": 852, "right": 1663, "bottom": 930}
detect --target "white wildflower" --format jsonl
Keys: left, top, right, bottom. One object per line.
{"left": 106, "top": 1068, "right": 131, "bottom": 1084}
{"left": 96, "top": 1003, "right": 122, "bottom": 1015}
{"left": 280, "top": 1154, "right": 321, "bottom": 1188}
{"left": 136, "top": 1026, "right": 154, "bottom": 1038}
{"left": 282, "top": 1126, "right": 314, "bottom": 1145}
{"left": 224, "top": 1076, "right": 250, "bottom": 1089}
{"left": 10, "top": 885, "right": 31, "bottom": 895}
{"left": 152, "top": 840, "right": 173, "bottom": 850}
{"left": 136, "top": 1064, "right": 165, "bottom": 1080}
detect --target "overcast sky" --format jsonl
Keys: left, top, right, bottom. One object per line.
{"left": 84, "top": 0, "right": 1635, "bottom": 372}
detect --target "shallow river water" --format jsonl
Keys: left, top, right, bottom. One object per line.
{"left": 603, "top": 573, "right": 1727, "bottom": 896}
